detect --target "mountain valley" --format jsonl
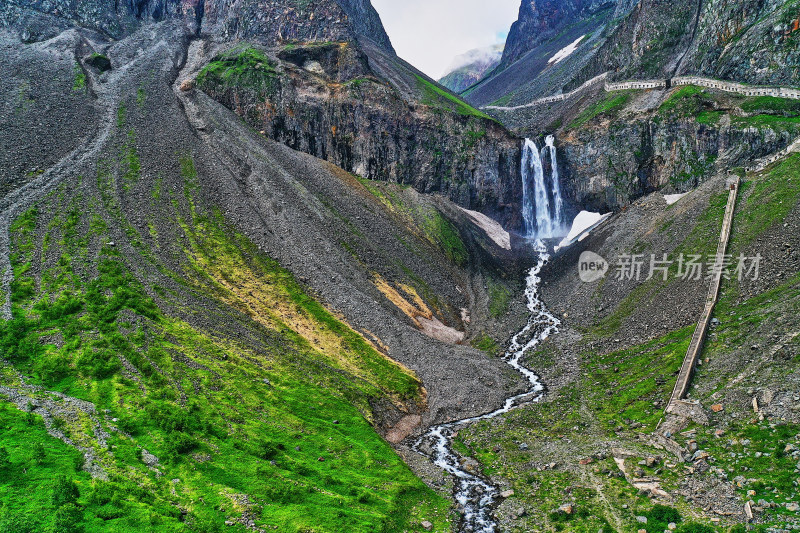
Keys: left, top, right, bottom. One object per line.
{"left": 0, "top": 0, "right": 799, "bottom": 532}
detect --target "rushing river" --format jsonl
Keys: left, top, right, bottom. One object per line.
{"left": 414, "top": 240, "right": 561, "bottom": 532}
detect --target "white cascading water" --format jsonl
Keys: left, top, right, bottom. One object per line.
{"left": 522, "top": 138, "right": 550, "bottom": 238}
{"left": 414, "top": 241, "right": 560, "bottom": 532}
{"left": 545, "top": 135, "right": 565, "bottom": 233}
{"left": 521, "top": 137, "right": 565, "bottom": 239}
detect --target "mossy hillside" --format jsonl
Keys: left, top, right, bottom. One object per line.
{"left": 658, "top": 86, "right": 800, "bottom": 131}
{"left": 72, "top": 63, "right": 86, "bottom": 92}
{"left": 586, "top": 188, "right": 728, "bottom": 341}
{"left": 470, "top": 332, "right": 501, "bottom": 356}
{"left": 659, "top": 85, "right": 709, "bottom": 116}
{"left": 414, "top": 74, "right": 496, "bottom": 121}
{"left": 446, "top": 326, "right": 693, "bottom": 531}
{"left": 0, "top": 401, "right": 92, "bottom": 533}
{"left": 668, "top": 419, "right": 800, "bottom": 529}
{"left": 196, "top": 46, "right": 278, "bottom": 97}
{"left": 0, "top": 145, "right": 452, "bottom": 532}
{"left": 568, "top": 90, "right": 633, "bottom": 129}
{"left": 728, "top": 154, "right": 800, "bottom": 248}
{"left": 649, "top": 159, "right": 800, "bottom": 529}
{"left": 487, "top": 278, "right": 511, "bottom": 319}
{"left": 356, "top": 177, "right": 469, "bottom": 268}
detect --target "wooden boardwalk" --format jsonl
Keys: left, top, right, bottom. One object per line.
{"left": 666, "top": 177, "right": 740, "bottom": 414}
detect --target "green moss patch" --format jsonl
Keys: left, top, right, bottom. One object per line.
{"left": 414, "top": 75, "right": 495, "bottom": 121}
{"left": 569, "top": 91, "right": 632, "bottom": 129}
{"left": 196, "top": 46, "right": 278, "bottom": 96}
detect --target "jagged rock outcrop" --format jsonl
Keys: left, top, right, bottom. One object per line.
{"left": 680, "top": 0, "right": 800, "bottom": 86}
{"left": 580, "top": 0, "right": 800, "bottom": 86}
{"left": 202, "top": 0, "right": 394, "bottom": 52}
{"left": 559, "top": 118, "right": 797, "bottom": 211}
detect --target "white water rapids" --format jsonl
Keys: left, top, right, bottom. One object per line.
{"left": 414, "top": 241, "right": 561, "bottom": 532}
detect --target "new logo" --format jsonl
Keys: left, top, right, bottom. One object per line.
{"left": 579, "top": 251, "right": 609, "bottom": 282}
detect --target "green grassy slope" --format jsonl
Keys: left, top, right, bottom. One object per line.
{"left": 0, "top": 137, "right": 452, "bottom": 532}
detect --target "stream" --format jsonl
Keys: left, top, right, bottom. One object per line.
{"left": 414, "top": 240, "right": 561, "bottom": 532}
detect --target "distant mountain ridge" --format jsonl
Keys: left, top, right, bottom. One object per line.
{"left": 438, "top": 44, "right": 504, "bottom": 93}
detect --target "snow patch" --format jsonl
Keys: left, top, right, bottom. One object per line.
{"left": 664, "top": 193, "right": 688, "bottom": 205}
{"left": 417, "top": 316, "right": 465, "bottom": 344}
{"left": 555, "top": 211, "right": 611, "bottom": 251}
{"left": 548, "top": 35, "right": 586, "bottom": 65}
{"left": 458, "top": 207, "right": 512, "bottom": 250}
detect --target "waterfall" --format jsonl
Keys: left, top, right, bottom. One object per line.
{"left": 546, "top": 135, "right": 565, "bottom": 232}
{"left": 521, "top": 139, "right": 551, "bottom": 238}
{"left": 521, "top": 137, "right": 565, "bottom": 239}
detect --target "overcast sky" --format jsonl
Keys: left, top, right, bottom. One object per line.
{"left": 371, "top": 0, "right": 520, "bottom": 79}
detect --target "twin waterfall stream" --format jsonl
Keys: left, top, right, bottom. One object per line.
{"left": 414, "top": 138, "right": 565, "bottom": 532}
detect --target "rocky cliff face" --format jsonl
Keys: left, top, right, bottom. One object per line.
{"left": 680, "top": 0, "right": 800, "bottom": 86}
{"left": 501, "top": 0, "right": 617, "bottom": 69}
{"left": 560, "top": 115, "right": 797, "bottom": 211}
{"left": 507, "top": 85, "right": 800, "bottom": 212}
{"left": 202, "top": 0, "right": 394, "bottom": 51}
{"left": 579, "top": 0, "right": 800, "bottom": 86}
{"left": 0, "top": 0, "right": 393, "bottom": 51}
{"left": 195, "top": 41, "right": 523, "bottom": 228}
